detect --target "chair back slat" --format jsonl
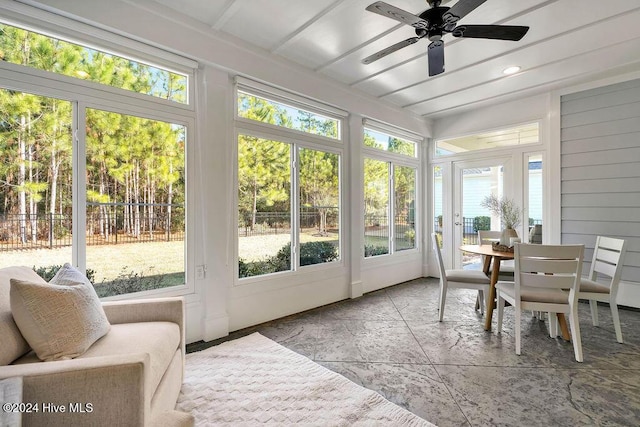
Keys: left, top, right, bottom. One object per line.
{"left": 592, "top": 260, "right": 617, "bottom": 278}
{"left": 597, "top": 236, "right": 626, "bottom": 252}
{"left": 595, "top": 247, "right": 621, "bottom": 266}
{"left": 520, "top": 258, "right": 580, "bottom": 276}
{"left": 520, "top": 271, "right": 578, "bottom": 290}
{"left": 516, "top": 243, "right": 582, "bottom": 260}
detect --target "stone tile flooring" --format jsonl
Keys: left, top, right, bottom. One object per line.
{"left": 187, "top": 278, "right": 640, "bottom": 426}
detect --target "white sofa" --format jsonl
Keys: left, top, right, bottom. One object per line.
{"left": 0, "top": 266, "right": 193, "bottom": 427}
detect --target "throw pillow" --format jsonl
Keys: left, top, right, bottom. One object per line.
{"left": 10, "top": 278, "right": 110, "bottom": 361}
{"left": 50, "top": 263, "right": 98, "bottom": 294}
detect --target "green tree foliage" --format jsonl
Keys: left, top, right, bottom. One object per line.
{"left": 364, "top": 158, "right": 388, "bottom": 217}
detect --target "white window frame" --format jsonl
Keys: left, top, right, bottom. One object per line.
{"left": 362, "top": 120, "right": 422, "bottom": 261}
{"left": 234, "top": 82, "right": 346, "bottom": 285}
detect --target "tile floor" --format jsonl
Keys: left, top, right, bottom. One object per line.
{"left": 187, "top": 278, "right": 640, "bottom": 426}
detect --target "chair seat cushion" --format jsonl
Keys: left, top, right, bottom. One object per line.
{"left": 445, "top": 269, "right": 490, "bottom": 284}
{"left": 13, "top": 321, "right": 180, "bottom": 395}
{"left": 579, "top": 278, "right": 610, "bottom": 294}
{"left": 495, "top": 282, "right": 569, "bottom": 304}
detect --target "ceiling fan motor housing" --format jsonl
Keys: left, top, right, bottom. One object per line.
{"left": 419, "top": 6, "right": 447, "bottom": 41}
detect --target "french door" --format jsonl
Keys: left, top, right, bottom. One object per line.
{"left": 452, "top": 157, "right": 512, "bottom": 269}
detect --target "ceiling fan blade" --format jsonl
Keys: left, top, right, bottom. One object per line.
{"left": 451, "top": 25, "right": 529, "bottom": 41}
{"left": 428, "top": 40, "right": 445, "bottom": 76}
{"left": 442, "top": 0, "right": 487, "bottom": 25}
{"left": 365, "top": 1, "right": 428, "bottom": 30}
{"left": 362, "top": 37, "right": 421, "bottom": 64}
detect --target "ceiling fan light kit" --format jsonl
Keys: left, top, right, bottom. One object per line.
{"left": 363, "top": 0, "right": 530, "bottom": 76}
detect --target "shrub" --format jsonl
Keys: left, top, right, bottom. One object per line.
{"left": 95, "top": 267, "right": 170, "bottom": 298}
{"left": 238, "top": 240, "right": 339, "bottom": 278}
{"left": 404, "top": 229, "right": 416, "bottom": 245}
{"left": 364, "top": 244, "right": 388, "bottom": 257}
{"left": 33, "top": 264, "right": 96, "bottom": 283}
{"left": 473, "top": 216, "right": 491, "bottom": 232}
{"left": 300, "top": 241, "right": 338, "bottom": 266}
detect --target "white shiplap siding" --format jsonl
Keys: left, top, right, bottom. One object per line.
{"left": 561, "top": 79, "right": 640, "bottom": 287}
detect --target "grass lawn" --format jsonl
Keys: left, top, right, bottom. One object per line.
{"left": 1, "top": 241, "right": 184, "bottom": 285}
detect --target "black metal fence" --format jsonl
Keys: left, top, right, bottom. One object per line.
{"left": 0, "top": 203, "right": 185, "bottom": 252}
{"left": 364, "top": 214, "right": 414, "bottom": 240}
{"left": 0, "top": 213, "right": 72, "bottom": 251}
{"left": 238, "top": 209, "right": 339, "bottom": 237}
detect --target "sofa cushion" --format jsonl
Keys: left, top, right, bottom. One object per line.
{"left": 80, "top": 322, "right": 180, "bottom": 395}
{"left": 0, "top": 267, "right": 42, "bottom": 365}
{"left": 10, "top": 278, "right": 111, "bottom": 361}
{"left": 12, "top": 322, "right": 180, "bottom": 397}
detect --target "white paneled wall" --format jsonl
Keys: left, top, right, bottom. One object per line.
{"left": 560, "top": 79, "right": 640, "bottom": 300}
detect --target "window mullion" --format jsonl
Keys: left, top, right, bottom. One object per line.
{"left": 292, "top": 146, "right": 300, "bottom": 271}
{"left": 73, "top": 103, "right": 87, "bottom": 272}
{"left": 389, "top": 162, "right": 395, "bottom": 254}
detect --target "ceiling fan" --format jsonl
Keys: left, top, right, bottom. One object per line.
{"left": 362, "top": 0, "right": 530, "bottom": 76}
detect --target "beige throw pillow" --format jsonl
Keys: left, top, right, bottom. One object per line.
{"left": 10, "top": 279, "right": 110, "bottom": 361}
{"left": 50, "top": 263, "right": 100, "bottom": 296}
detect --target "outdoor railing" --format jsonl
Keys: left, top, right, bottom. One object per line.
{"left": 238, "top": 209, "right": 339, "bottom": 237}
{"left": 0, "top": 203, "right": 184, "bottom": 252}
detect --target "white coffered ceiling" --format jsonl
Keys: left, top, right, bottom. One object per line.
{"left": 148, "top": 0, "right": 640, "bottom": 119}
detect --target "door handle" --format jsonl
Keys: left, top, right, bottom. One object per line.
{"left": 454, "top": 222, "right": 461, "bottom": 226}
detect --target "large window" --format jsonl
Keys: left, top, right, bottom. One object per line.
{"left": 237, "top": 86, "right": 342, "bottom": 279}
{"left": 0, "top": 21, "right": 192, "bottom": 297}
{"left": 363, "top": 126, "right": 419, "bottom": 258}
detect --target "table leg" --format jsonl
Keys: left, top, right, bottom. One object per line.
{"left": 484, "top": 256, "right": 502, "bottom": 331}
{"left": 482, "top": 254, "right": 492, "bottom": 276}
{"left": 557, "top": 314, "right": 571, "bottom": 341}
{"left": 477, "top": 255, "right": 492, "bottom": 311}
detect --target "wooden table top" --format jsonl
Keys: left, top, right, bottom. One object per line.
{"left": 459, "top": 244, "right": 515, "bottom": 258}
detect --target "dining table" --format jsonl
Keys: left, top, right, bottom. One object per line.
{"left": 459, "top": 243, "right": 571, "bottom": 340}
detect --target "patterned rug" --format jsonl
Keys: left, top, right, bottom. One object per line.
{"left": 176, "top": 332, "right": 434, "bottom": 426}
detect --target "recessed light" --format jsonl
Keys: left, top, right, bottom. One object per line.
{"left": 503, "top": 66, "right": 521, "bottom": 75}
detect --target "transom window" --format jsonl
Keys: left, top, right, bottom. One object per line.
{"left": 0, "top": 22, "right": 188, "bottom": 104}
{"left": 364, "top": 127, "right": 417, "bottom": 157}
{"left": 237, "top": 90, "right": 340, "bottom": 140}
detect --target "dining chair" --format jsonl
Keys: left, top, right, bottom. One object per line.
{"left": 496, "top": 243, "right": 585, "bottom": 362}
{"left": 478, "top": 230, "right": 515, "bottom": 275}
{"left": 432, "top": 233, "right": 490, "bottom": 321}
{"left": 579, "top": 236, "right": 627, "bottom": 343}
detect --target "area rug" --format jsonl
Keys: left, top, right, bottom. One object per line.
{"left": 176, "top": 332, "right": 434, "bottom": 426}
